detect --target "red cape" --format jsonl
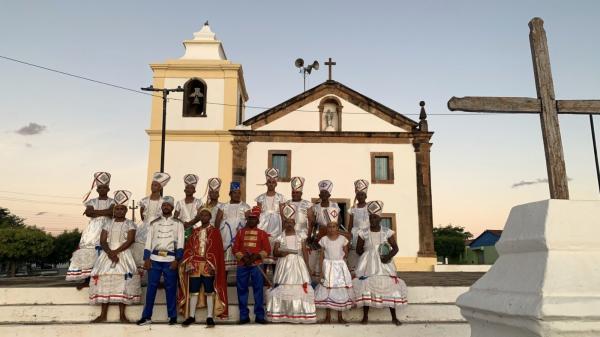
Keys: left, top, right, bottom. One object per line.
{"left": 177, "top": 225, "right": 228, "bottom": 319}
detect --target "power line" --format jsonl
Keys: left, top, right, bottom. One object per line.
{"left": 0, "top": 190, "right": 80, "bottom": 200}
{"left": 0, "top": 54, "right": 508, "bottom": 117}
{"left": 0, "top": 197, "right": 82, "bottom": 206}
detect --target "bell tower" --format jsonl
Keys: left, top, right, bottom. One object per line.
{"left": 145, "top": 22, "right": 248, "bottom": 194}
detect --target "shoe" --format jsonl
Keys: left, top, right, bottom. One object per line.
{"left": 255, "top": 318, "right": 268, "bottom": 324}
{"left": 206, "top": 317, "right": 215, "bottom": 327}
{"left": 239, "top": 318, "right": 250, "bottom": 325}
{"left": 136, "top": 318, "right": 151, "bottom": 326}
{"left": 181, "top": 317, "right": 195, "bottom": 327}
{"left": 168, "top": 317, "right": 177, "bottom": 325}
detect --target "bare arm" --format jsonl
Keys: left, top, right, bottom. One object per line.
{"left": 318, "top": 247, "right": 324, "bottom": 276}
{"left": 273, "top": 242, "right": 285, "bottom": 258}
{"left": 214, "top": 208, "right": 223, "bottom": 228}
{"left": 382, "top": 234, "right": 399, "bottom": 264}
{"left": 301, "top": 239, "right": 310, "bottom": 272}
{"left": 93, "top": 204, "right": 114, "bottom": 217}
{"left": 139, "top": 206, "right": 145, "bottom": 222}
{"left": 99, "top": 230, "right": 110, "bottom": 254}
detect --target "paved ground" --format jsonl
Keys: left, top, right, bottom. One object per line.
{"left": 0, "top": 272, "right": 484, "bottom": 288}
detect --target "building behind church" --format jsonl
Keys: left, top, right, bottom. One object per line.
{"left": 144, "top": 23, "right": 436, "bottom": 271}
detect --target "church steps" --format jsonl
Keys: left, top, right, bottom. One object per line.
{"left": 0, "top": 286, "right": 466, "bottom": 324}
{"left": 0, "top": 323, "right": 470, "bottom": 337}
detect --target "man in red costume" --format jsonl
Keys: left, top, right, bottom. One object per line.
{"left": 233, "top": 205, "right": 271, "bottom": 324}
{"left": 178, "top": 207, "right": 228, "bottom": 327}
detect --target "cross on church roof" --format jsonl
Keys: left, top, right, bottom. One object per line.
{"left": 325, "top": 57, "right": 336, "bottom": 81}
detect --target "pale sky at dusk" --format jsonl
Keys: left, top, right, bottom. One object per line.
{"left": 1, "top": 1, "right": 599, "bottom": 236}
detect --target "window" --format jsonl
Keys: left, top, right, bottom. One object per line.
{"left": 183, "top": 78, "right": 207, "bottom": 117}
{"left": 380, "top": 213, "right": 397, "bottom": 232}
{"left": 268, "top": 150, "right": 291, "bottom": 182}
{"left": 370, "top": 152, "right": 394, "bottom": 184}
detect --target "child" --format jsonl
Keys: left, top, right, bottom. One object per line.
{"left": 178, "top": 208, "right": 228, "bottom": 327}
{"left": 314, "top": 209, "right": 354, "bottom": 324}
{"left": 89, "top": 190, "right": 140, "bottom": 323}
{"left": 66, "top": 172, "right": 115, "bottom": 289}
{"left": 353, "top": 200, "right": 407, "bottom": 325}
{"left": 266, "top": 204, "right": 317, "bottom": 324}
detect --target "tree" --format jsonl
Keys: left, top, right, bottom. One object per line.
{"left": 46, "top": 229, "right": 81, "bottom": 265}
{"left": 433, "top": 225, "right": 473, "bottom": 262}
{"left": 0, "top": 226, "right": 54, "bottom": 277}
{"left": 0, "top": 207, "right": 25, "bottom": 229}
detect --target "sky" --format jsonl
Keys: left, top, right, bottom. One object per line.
{"left": 1, "top": 1, "right": 599, "bottom": 236}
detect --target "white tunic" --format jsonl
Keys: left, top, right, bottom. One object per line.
{"left": 174, "top": 197, "right": 203, "bottom": 223}
{"left": 314, "top": 235, "right": 354, "bottom": 311}
{"left": 255, "top": 192, "right": 286, "bottom": 239}
{"left": 220, "top": 201, "right": 251, "bottom": 269}
{"left": 349, "top": 205, "right": 369, "bottom": 248}
{"left": 288, "top": 199, "right": 312, "bottom": 236}
{"left": 145, "top": 216, "right": 185, "bottom": 262}
{"left": 311, "top": 202, "right": 340, "bottom": 228}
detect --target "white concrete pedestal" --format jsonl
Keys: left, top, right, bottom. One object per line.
{"left": 457, "top": 199, "right": 600, "bottom": 337}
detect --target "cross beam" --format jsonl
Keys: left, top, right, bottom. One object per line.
{"left": 447, "top": 18, "right": 600, "bottom": 200}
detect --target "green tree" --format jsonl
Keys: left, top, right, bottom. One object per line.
{"left": 46, "top": 229, "right": 81, "bottom": 265}
{"left": 0, "top": 207, "right": 25, "bottom": 229}
{"left": 433, "top": 225, "right": 473, "bottom": 262}
{"left": 0, "top": 226, "right": 54, "bottom": 277}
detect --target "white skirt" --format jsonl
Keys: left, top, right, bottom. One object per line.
{"left": 353, "top": 275, "right": 408, "bottom": 309}
{"left": 267, "top": 284, "right": 316, "bottom": 323}
{"left": 314, "top": 259, "right": 354, "bottom": 311}
{"left": 66, "top": 248, "right": 98, "bottom": 281}
{"left": 89, "top": 249, "right": 141, "bottom": 304}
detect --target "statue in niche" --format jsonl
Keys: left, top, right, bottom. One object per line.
{"left": 324, "top": 109, "right": 336, "bottom": 131}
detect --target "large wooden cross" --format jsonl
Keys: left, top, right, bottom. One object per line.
{"left": 448, "top": 17, "right": 600, "bottom": 199}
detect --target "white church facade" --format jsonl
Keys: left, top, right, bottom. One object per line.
{"left": 144, "top": 23, "right": 436, "bottom": 271}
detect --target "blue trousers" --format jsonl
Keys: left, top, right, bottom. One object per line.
{"left": 236, "top": 265, "right": 265, "bottom": 321}
{"left": 142, "top": 260, "right": 178, "bottom": 319}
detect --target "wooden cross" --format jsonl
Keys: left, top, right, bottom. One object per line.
{"left": 325, "top": 57, "right": 336, "bottom": 81}
{"left": 448, "top": 17, "right": 600, "bottom": 200}
{"left": 129, "top": 199, "right": 138, "bottom": 222}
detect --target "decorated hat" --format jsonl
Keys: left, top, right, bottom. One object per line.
{"left": 207, "top": 177, "right": 222, "bottom": 192}
{"left": 281, "top": 203, "right": 297, "bottom": 221}
{"left": 162, "top": 196, "right": 175, "bottom": 207}
{"left": 354, "top": 179, "right": 369, "bottom": 193}
{"left": 265, "top": 168, "right": 279, "bottom": 181}
{"left": 318, "top": 180, "right": 333, "bottom": 193}
{"left": 325, "top": 207, "right": 339, "bottom": 224}
{"left": 290, "top": 176, "right": 305, "bottom": 192}
{"left": 230, "top": 181, "right": 241, "bottom": 191}
{"left": 153, "top": 172, "right": 171, "bottom": 187}
{"left": 113, "top": 190, "right": 132, "bottom": 206}
{"left": 83, "top": 171, "right": 111, "bottom": 202}
{"left": 367, "top": 200, "right": 384, "bottom": 216}
{"left": 183, "top": 174, "right": 199, "bottom": 187}
{"left": 198, "top": 207, "right": 212, "bottom": 215}
{"left": 248, "top": 205, "right": 261, "bottom": 218}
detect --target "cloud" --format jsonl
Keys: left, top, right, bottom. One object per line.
{"left": 15, "top": 123, "right": 46, "bottom": 136}
{"left": 35, "top": 212, "right": 47, "bottom": 216}
{"left": 512, "top": 177, "right": 573, "bottom": 188}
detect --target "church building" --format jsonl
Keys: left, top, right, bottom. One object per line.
{"left": 144, "top": 23, "right": 436, "bottom": 271}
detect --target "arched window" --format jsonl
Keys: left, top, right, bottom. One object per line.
{"left": 318, "top": 96, "right": 342, "bottom": 131}
{"left": 183, "top": 78, "right": 207, "bottom": 117}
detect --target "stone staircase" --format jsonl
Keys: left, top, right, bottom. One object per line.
{"left": 0, "top": 285, "right": 470, "bottom": 336}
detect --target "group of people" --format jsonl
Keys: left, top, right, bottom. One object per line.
{"left": 66, "top": 169, "right": 408, "bottom": 326}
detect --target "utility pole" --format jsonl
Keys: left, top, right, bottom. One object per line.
{"left": 141, "top": 85, "right": 184, "bottom": 173}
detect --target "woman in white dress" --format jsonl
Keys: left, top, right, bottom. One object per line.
{"left": 220, "top": 182, "right": 251, "bottom": 271}
{"left": 89, "top": 190, "right": 141, "bottom": 323}
{"left": 314, "top": 211, "right": 354, "bottom": 324}
{"left": 353, "top": 200, "right": 407, "bottom": 325}
{"left": 133, "top": 172, "right": 170, "bottom": 268}
{"left": 347, "top": 179, "right": 370, "bottom": 272}
{"left": 266, "top": 204, "right": 317, "bottom": 324}
{"left": 66, "top": 172, "right": 114, "bottom": 289}
{"left": 255, "top": 168, "right": 286, "bottom": 265}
